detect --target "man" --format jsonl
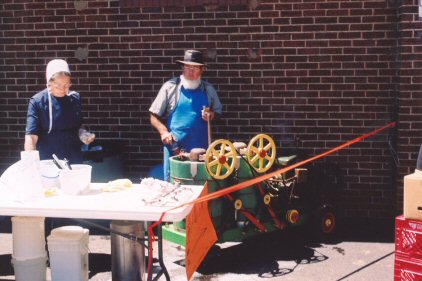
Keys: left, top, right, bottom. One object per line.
{"left": 149, "top": 50, "right": 223, "bottom": 181}
{"left": 24, "top": 59, "right": 95, "bottom": 164}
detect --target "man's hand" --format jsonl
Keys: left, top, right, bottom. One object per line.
{"left": 201, "top": 107, "right": 214, "bottom": 122}
{"left": 161, "top": 132, "right": 176, "bottom": 145}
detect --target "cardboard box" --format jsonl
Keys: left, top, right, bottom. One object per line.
{"left": 404, "top": 170, "right": 422, "bottom": 221}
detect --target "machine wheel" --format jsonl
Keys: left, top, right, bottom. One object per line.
{"left": 246, "top": 134, "right": 276, "bottom": 173}
{"left": 205, "top": 139, "right": 237, "bottom": 180}
{"left": 310, "top": 204, "right": 338, "bottom": 241}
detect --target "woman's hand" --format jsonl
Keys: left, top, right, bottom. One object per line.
{"left": 79, "top": 128, "right": 96, "bottom": 145}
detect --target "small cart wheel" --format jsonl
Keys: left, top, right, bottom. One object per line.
{"left": 246, "top": 134, "right": 276, "bottom": 173}
{"left": 311, "top": 204, "right": 338, "bottom": 241}
{"left": 205, "top": 139, "right": 237, "bottom": 180}
{"left": 321, "top": 211, "right": 336, "bottom": 235}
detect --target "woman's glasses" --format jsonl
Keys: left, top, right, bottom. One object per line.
{"left": 51, "top": 81, "right": 72, "bottom": 89}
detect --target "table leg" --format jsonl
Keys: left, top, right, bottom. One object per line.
{"left": 157, "top": 224, "right": 170, "bottom": 281}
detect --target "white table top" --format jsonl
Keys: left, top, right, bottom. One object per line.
{"left": 0, "top": 182, "right": 204, "bottom": 222}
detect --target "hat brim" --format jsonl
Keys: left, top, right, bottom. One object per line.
{"left": 176, "top": 60, "right": 205, "bottom": 66}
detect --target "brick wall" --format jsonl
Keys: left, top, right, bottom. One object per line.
{"left": 0, "top": 0, "right": 420, "bottom": 219}
{"left": 396, "top": 0, "right": 422, "bottom": 211}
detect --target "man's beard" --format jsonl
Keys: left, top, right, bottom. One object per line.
{"left": 180, "top": 75, "right": 201, "bottom": 89}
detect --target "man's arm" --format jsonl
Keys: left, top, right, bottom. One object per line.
{"left": 150, "top": 113, "right": 174, "bottom": 145}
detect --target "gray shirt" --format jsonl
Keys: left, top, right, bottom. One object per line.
{"left": 149, "top": 77, "right": 222, "bottom": 119}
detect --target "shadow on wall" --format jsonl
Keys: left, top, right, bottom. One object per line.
{"left": 82, "top": 139, "right": 125, "bottom": 183}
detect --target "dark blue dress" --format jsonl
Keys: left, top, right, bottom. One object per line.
{"left": 25, "top": 89, "right": 83, "bottom": 164}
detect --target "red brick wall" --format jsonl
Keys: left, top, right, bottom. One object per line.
{"left": 0, "top": 0, "right": 420, "bottom": 218}
{"left": 396, "top": 0, "right": 422, "bottom": 212}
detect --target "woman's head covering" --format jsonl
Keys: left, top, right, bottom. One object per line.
{"left": 45, "top": 59, "right": 72, "bottom": 134}
{"left": 46, "top": 59, "right": 70, "bottom": 82}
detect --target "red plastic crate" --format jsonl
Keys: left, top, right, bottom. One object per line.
{"left": 396, "top": 215, "right": 422, "bottom": 261}
{"left": 394, "top": 257, "right": 422, "bottom": 281}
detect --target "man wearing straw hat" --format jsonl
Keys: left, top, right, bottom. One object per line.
{"left": 149, "top": 50, "right": 222, "bottom": 181}
{"left": 24, "top": 59, "right": 95, "bottom": 164}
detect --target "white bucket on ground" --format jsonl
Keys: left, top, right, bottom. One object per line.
{"left": 11, "top": 217, "right": 46, "bottom": 260}
{"left": 39, "top": 159, "right": 60, "bottom": 189}
{"left": 47, "top": 226, "right": 90, "bottom": 281}
{"left": 59, "top": 164, "right": 92, "bottom": 195}
{"left": 11, "top": 256, "right": 47, "bottom": 281}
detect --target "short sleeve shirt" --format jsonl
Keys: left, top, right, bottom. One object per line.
{"left": 149, "top": 77, "right": 222, "bottom": 119}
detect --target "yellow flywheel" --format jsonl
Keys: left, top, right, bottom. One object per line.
{"left": 246, "top": 134, "right": 276, "bottom": 173}
{"left": 205, "top": 139, "right": 237, "bottom": 180}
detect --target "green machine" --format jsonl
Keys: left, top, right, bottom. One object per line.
{"left": 163, "top": 134, "right": 338, "bottom": 245}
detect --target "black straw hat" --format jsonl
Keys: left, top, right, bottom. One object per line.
{"left": 176, "top": 50, "right": 205, "bottom": 66}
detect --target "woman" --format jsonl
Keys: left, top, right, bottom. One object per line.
{"left": 24, "top": 59, "right": 94, "bottom": 164}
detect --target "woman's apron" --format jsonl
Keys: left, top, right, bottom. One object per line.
{"left": 163, "top": 86, "right": 209, "bottom": 181}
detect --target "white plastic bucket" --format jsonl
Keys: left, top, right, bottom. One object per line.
{"left": 11, "top": 256, "right": 47, "bottom": 281}
{"left": 47, "top": 226, "right": 89, "bottom": 281}
{"left": 39, "top": 159, "right": 60, "bottom": 189}
{"left": 11, "top": 217, "right": 46, "bottom": 260}
{"left": 59, "top": 164, "right": 92, "bottom": 195}
{"left": 20, "top": 150, "right": 40, "bottom": 162}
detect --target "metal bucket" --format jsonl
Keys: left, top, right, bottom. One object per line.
{"left": 169, "top": 156, "right": 227, "bottom": 231}
{"left": 110, "top": 221, "right": 145, "bottom": 281}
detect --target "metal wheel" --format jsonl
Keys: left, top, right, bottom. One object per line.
{"left": 320, "top": 210, "right": 336, "bottom": 235}
{"left": 205, "top": 139, "right": 237, "bottom": 180}
{"left": 311, "top": 204, "right": 338, "bottom": 241}
{"left": 246, "top": 134, "right": 276, "bottom": 173}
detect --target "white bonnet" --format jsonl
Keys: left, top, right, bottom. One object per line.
{"left": 46, "top": 59, "right": 70, "bottom": 82}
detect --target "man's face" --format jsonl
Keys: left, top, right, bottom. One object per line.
{"left": 182, "top": 64, "right": 204, "bottom": 81}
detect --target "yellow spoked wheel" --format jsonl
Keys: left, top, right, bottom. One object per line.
{"left": 247, "top": 134, "right": 276, "bottom": 173}
{"left": 205, "top": 139, "right": 238, "bottom": 180}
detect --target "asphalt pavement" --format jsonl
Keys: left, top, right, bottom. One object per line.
{"left": 0, "top": 217, "right": 396, "bottom": 281}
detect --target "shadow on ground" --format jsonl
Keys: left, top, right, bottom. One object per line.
{"left": 0, "top": 216, "right": 395, "bottom": 279}
{"left": 0, "top": 254, "right": 13, "bottom": 279}
{"left": 88, "top": 253, "right": 111, "bottom": 278}
{"left": 197, "top": 229, "right": 325, "bottom": 277}
{"left": 195, "top": 217, "right": 395, "bottom": 277}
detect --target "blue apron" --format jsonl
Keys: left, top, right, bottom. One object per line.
{"left": 163, "top": 86, "right": 209, "bottom": 181}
